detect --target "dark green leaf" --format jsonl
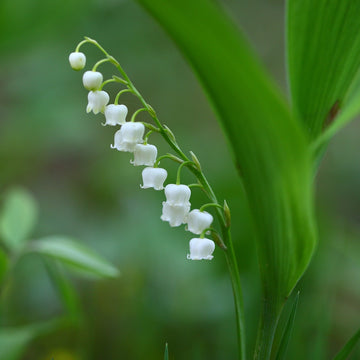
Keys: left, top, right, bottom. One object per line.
{"left": 29, "top": 236, "right": 119, "bottom": 278}
{"left": 274, "top": 292, "right": 299, "bottom": 360}
{"left": 0, "top": 187, "right": 38, "bottom": 251}
{"left": 287, "top": 0, "right": 360, "bottom": 138}
{"left": 136, "top": 0, "right": 316, "bottom": 313}
{"left": 333, "top": 327, "right": 360, "bottom": 360}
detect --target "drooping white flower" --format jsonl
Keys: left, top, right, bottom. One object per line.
{"left": 161, "top": 201, "right": 190, "bottom": 227}
{"left": 187, "top": 237, "right": 215, "bottom": 260}
{"left": 69, "top": 52, "right": 86, "bottom": 70}
{"left": 110, "top": 122, "right": 145, "bottom": 152}
{"left": 141, "top": 167, "right": 167, "bottom": 190}
{"left": 164, "top": 184, "right": 191, "bottom": 206}
{"left": 131, "top": 144, "right": 157, "bottom": 166}
{"left": 82, "top": 71, "right": 103, "bottom": 91}
{"left": 104, "top": 104, "right": 128, "bottom": 126}
{"left": 186, "top": 209, "right": 213, "bottom": 235}
{"left": 86, "top": 91, "right": 110, "bottom": 114}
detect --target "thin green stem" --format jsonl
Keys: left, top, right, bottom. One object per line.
{"left": 100, "top": 78, "right": 117, "bottom": 90}
{"left": 115, "top": 88, "right": 134, "bottom": 105}
{"left": 154, "top": 154, "right": 182, "bottom": 167}
{"left": 144, "top": 130, "right": 153, "bottom": 144}
{"left": 200, "top": 202, "right": 224, "bottom": 212}
{"left": 176, "top": 161, "right": 194, "bottom": 185}
{"left": 130, "top": 108, "right": 148, "bottom": 122}
{"left": 75, "top": 39, "right": 91, "bottom": 52}
{"left": 92, "top": 58, "right": 111, "bottom": 71}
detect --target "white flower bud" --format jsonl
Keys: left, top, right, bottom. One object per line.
{"left": 187, "top": 237, "right": 215, "bottom": 260}
{"left": 82, "top": 71, "right": 103, "bottom": 91}
{"left": 104, "top": 104, "right": 128, "bottom": 126}
{"left": 69, "top": 52, "right": 86, "bottom": 70}
{"left": 141, "top": 167, "right": 167, "bottom": 190}
{"left": 186, "top": 209, "right": 213, "bottom": 235}
{"left": 110, "top": 122, "right": 145, "bottom": 152}
{"left": 161, "top": 201, "right": 190, "bottom": 227}
{"left": 86, "top": 91, "right": 110, "bottom": 114}
{"left": 164, "top": 184, "right": 191, "bottom": 206}
{"left": 131, "top": 144, "right": 157, "bottom": 166}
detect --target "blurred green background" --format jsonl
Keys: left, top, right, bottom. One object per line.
{"left": 0, "top": 0, "right": 360, "bottom": 359}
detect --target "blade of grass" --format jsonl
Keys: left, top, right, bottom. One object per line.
{"left": 274, "top": 292, "right": 299, "bottom": 360}
{"left": 333, "top": 327, "right": 360, "bottom": 360}
{"left": 164, "top": 343, "right": 169, "bottom": 360}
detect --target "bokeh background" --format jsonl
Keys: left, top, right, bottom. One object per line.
{"left": 1, "top": 0, "right": 360, "bottom": 359}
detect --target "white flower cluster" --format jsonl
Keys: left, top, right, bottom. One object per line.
{"left": 69, "top": 51, "right": 216, "bottom": 260}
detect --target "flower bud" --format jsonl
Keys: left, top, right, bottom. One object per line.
{"left": 186, "top": 209, "right": 213, "bottom": 235}
{"left": 69, "top": 52, "right": 86, "bottom": 70}
{"left": 164, "top": 184, "right": 191, "bottom": 206}
{"left": 187, "top": 237, "right": 215, "bottom": 260}
{"left": 86, "top": 91, "right": 110, "bottom": 114}
{"left": 110, "top": 122, "right": 145, "bottom": 152}
{"left": 161, "top": 201, "right": 190, "bottom": 227}
{"left": 131, "top": 144, "right": 157, "bottom": 166}
{"left": 141, "top": 167, "right": 167, "bottom": 190}
{"left": 82, "top": 71, "right": 103, "bottom": 91}
{"left": 104, "top": 104, "right": 128, "bottom": 126}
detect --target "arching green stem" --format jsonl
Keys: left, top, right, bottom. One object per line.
{"left": 131, "top": 108, "right": 148, "bottom": 122}
{"left": 92, "top": 58, "right": 112, "bottom": 71}
{"left": 176, "top": 161, "right": 194, "bottom": 185}
{"left": 100, "top": 78, "right": 117, "bottom": 90}
{"left": 115, "top": 89, "right": 134, "bottom": 105}
{"left": 200, "top": 202, "right": 224, "bottom": 212}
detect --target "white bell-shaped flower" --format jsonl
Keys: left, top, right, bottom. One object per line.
{"left": 131, "top": 144, "right": 157, "bottom": 166}
{"left": 104, "top": 104, "right": 128, "bottom": 126}
{"left": 69, "top": 52, "right": 86, "bottom": 70}
{"left": 161, "top": 201, "right": 190, "bottom": 227}
{"left": 164, "top": 184, "right": 191, "bottom": 206}
{"left": 110, "top": 122, "right": 145, "bottom": 152}
{"left": 186, "top": 209, "right": 213, "bottom": 235}
{"left": 187, "top": 237, "right": 215, "bottom": 260}
{"left": 82, "top": 71, "right": 103, "bottom": 91}
{"left": 141, "top": 167, "right": 167, "bottom": 190}
{"left": 86, "top": 91, "right": 110, "bottom": 114}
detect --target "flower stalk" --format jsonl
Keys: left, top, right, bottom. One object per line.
{"left": 73, "top": 37, "right": 246, "bottom": 360}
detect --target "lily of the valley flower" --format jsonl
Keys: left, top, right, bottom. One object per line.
{"left": 161, "top": 201, "right": 190, "bottom": 227}
{"left": 131, "top": 144, "right": 157, "bottom": 166}
{"left": 164, "top": 184, "right": 191, "bottom": 206}
{"left": 104, "top": 104, "right": 128, "bottom": 126}
{"left": 110, "top": 122, "right": 145, "bottom": 152}
{"left": 69, "top": 52, "right": 86, "bottom": 70}
{"left": 83, "top": 71, "right": 103, "bottom": 91}
{"left": 187, "top": 209, "right": 213, "bottom": 235}
{"left": 187, "top": 237, "right": 215, "bottom": 260}
{"left": 86, "top": 91, "right": 110, "bottom": 114}
{"left": 141, "top": 167, "right": 167, "bottom": 190}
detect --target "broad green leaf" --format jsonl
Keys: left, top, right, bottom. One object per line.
{"left": 29, "top": 236, "right": 119, "bottom": 278}
{"left": 0, "top": 248, "right": 8, "bottom": 284}
{"left": 135, "top": 0, "right": 317, "bottom": 357}
{"left": 0, "top": 187, "right": 38, "bottom": 251}
{"left": 287, "top": 0, "right": 360, "bottom": 139}
{"left": 0, "top": 318, "right": 63, "bottom": 360}
{"left": 274, "top": 292, "right": 299, "bottom": 360}
{"left": 164, "top": 343, "right": 169, "bottom": 360}
{"left": 333, "top": 327, "right": 360, "bottom": 360}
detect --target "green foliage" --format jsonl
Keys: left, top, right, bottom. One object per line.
{"left": 0, "top": 188, "right": 38, "bottom": 251}
{"left": 164, "top": 343, "right": 169, "bottom": 360}
{"left": 274, "top": 292, "right": 299, "bottom": 360}
{"left": 29, "top": 236, "right": 119, "bottom": 278}
{"left": 0, "top": 319, "right": 64, "bottom": 360}
{"left": 135, "top": 2, "right": 316, "bottom": 358}
{"left": 333, "top": 327, "right": 360, "bottom": 360}
{"left": 0, "top": 248, "right": 8, "bottom": 284}
{"left": 287, "top": 0, "right": 360, "bottom": 139}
